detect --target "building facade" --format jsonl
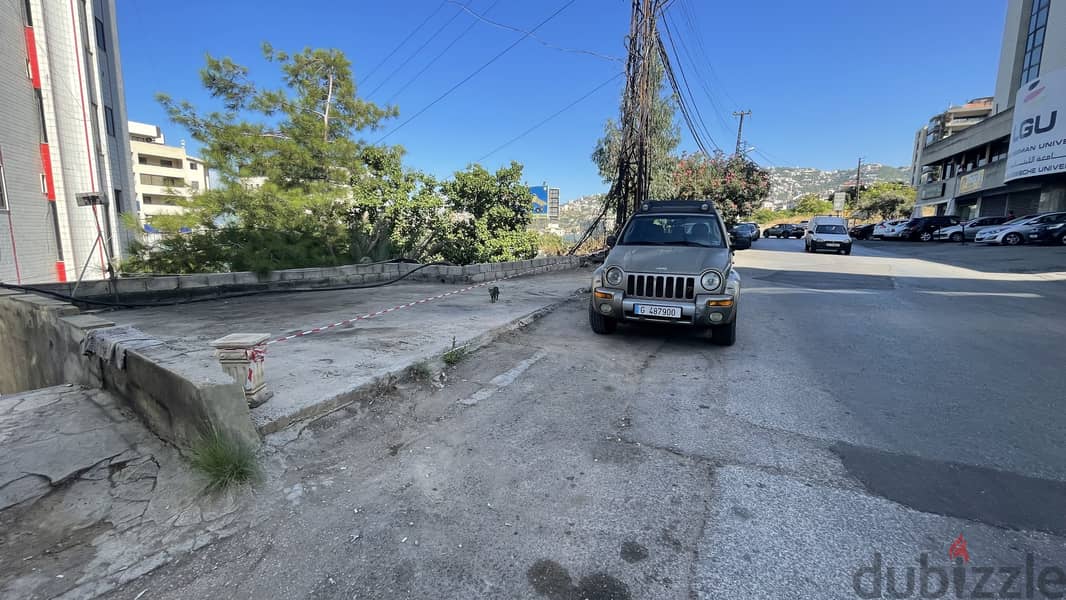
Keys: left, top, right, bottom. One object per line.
{"left": 128, "top": 121, "right": 208, "bottom": 230}
{"left": 910, "top": 98, "right": 994, "bottom": 187}
{"left": 0, "top": 0, "right": 135, "bottom": 284}
{"left": 913, "top": 0, "right": 1066, "bottom": 219}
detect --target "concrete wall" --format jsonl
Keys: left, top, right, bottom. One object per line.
{"left": 0, "top": 289, "right": 258, "bottom": 450}
{"left": 29, "top": 256, "right": 586, "bottom": 305}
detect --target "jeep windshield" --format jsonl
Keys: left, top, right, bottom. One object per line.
{"left": 619, "top": 215, "right": 725, "bottom": 248}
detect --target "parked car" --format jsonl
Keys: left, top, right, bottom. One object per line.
{"left": 1027, "top": 212, "right": 1066, "bottom": 245}
{"left": 804, "top": 216, "right": 852, "bottom": 254}
{"left": 788, "top": 224, "right": 806, "bottom": 238}
{"left": 590, "top": 200, "right": 745, "bottom": 346}
{"left": 764, "top": 223, "right": 788, "bottom": 238}
{"left": 874, "top": 219, "right": 908, "bottom": 239}
{"left": 933, "top": 216, "right": 1010, "bottom": 242}
{"left": 849, "top": 223, "right": 876, "bottom": 240}
{"left": 973, "top": 213, "right": 1048, "bottom": 245}
{"left": 898, "top": 215, "right": 961, "bottom": 241}
{"left": 739, "top": 222, "right": 761, "bottom": 240}
{"left": 731, "top": 223, "right": 758, "bottom": 242}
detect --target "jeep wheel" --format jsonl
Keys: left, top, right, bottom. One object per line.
{"left": 588, "top": 301, "right": 617, "bottom": 334}
{"left": 1004, "top": 232, "right": 1024, "bottom": 246}
{"left": 949, "top": 232, "right": 963, "bottom": 242}
{"left": 710, "top": 318, "right": 736, "bottom": 346}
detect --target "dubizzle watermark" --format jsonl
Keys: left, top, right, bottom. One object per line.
{"left": 851, "top": 534, "right": 1065, "bottom": 599}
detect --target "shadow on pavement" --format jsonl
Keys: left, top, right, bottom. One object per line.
{"left": 856, "top": 239, "right": 1066, "bottom": 274}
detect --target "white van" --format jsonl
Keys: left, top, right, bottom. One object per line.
{"left": 804, "top": 216, "right": 852, "bottom": 255}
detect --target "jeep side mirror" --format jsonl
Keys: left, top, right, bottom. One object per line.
{"left": 606, "top": 235, "right": 617, "bottom": 247}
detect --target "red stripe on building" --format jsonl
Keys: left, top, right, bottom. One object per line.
{"left": 39, "top": 143, "right": 56, "bottom": 200}
{"left": 55, "top": 261, "right": 67, "bottom": 282}
{"left": 24, "top": 26, "right": 41, "bottom": 88}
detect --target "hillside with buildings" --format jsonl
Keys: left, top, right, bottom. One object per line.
{"left": 764, "top": 163, "right": 910, "bottom": 209}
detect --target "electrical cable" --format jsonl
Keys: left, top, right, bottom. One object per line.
{"left": 385, "top": 0, "right": 505, "bottom": 105}
{"left": 365, "top": 1, "right": 469, "bottom": 98}
{"left": 360, "top": 0, "right": 449, "bottom": 85}
{"left": 476, "top": 71, "right": 623, "bottom": 162}
{"left": 0, "top": 261, "right": 457, "bottom": 309}
{"left": 374, "top": 0, "right": 578, "bottom": 143}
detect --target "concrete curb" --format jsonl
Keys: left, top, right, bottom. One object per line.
{"left": 256, "top": 290, "right": 585, "bottom": 436}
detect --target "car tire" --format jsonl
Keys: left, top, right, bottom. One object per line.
{"left": 1059, "top": 232, "right": 1066, "bottom": 245}
{"left": 710, "top": 318, "right": 736, "bottom": 346}
{"left": 1003, "top": 232, "right": 1024, "bottom": 246}
{"left": 949, "top": 232, "right": 963, "bottom": 242}
{"left": 588, "top": 301, "right": 617, "bottom": 334}
{"left": 919, "top": 231, "right": 933, "bottom": 242}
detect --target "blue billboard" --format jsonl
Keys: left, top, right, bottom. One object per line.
{"left": 529, "top": 186, "right": 549, "bottom": 215}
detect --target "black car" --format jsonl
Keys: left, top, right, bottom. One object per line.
{"left": 789, "top": 224, "right": 806, "bottom": 238}
{"left": 765, "top": 223, "right": 789, "bottom": 238}
{"left": 849, "top": 223, "right": 875, "bottom": 240}
{"left": 1026, "top": 212, "right": 1066, "bottom": 245}
{"left": 731, "top": 223, "right": 758, "bottom": 242}
{"left": 898, "top": 215, "right": 961, "bottom": 242}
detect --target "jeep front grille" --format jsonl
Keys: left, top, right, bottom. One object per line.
{"left": 626, "top": 274, "right": 696, "bottom": 300}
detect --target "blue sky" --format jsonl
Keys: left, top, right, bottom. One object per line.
{"left": 117, "top": 0, "right": 1007, "bottom": 201}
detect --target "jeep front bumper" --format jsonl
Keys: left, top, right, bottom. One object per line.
{"left": 592, "top": 288, "right": 737, "bottom": 326}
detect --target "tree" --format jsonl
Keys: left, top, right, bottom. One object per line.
{"left": 125, "top": 44, "right": 454, "bottom": 274}
{"left": 793, "top": 194, "right": 833, "bottom": 215}
{"left": 440, "top": 162, "right": 539, "bottom": 264}
{"left": 591, "top": 55, "right": 681, "bottom": 201}
{"left": 673, "top": 151, "right": 772, "bottom": 223}
{"left": 855, "top": 181, "right": 915, "bottom": 219}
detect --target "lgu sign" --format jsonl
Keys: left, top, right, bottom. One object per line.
{"left": 1006, "top": 68, "right": 1066, "bottom": 181}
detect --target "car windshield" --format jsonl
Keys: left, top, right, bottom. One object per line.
{"left": 620, "top": 215, "right": 725, "bottom": 248}
{"left": 815, "top": 225, "right": 846, "bottom": 234}
{"left": 1003, "top": 214, "right": 1036, "bottom": 225}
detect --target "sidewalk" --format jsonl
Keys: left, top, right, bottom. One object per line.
{"left": 104, "top": 268, "right": 592, "bottom": 433}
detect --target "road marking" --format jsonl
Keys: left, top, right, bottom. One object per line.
{"left": 266, "top": 266, "right": 556, "bottom": 345}
{"left": 920, "top": 291, "right": 1043, "bottom": 298}
{"left": 458, "top": 350, "right": 547, "bottom": 406}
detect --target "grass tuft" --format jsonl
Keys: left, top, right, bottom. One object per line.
{"left": 409, "top": 361, "right": 433, "bottom": 382}
{"left": 442, "top": 347, "right": 466, "bottom": 366}
{"left": 189, "top": 428, "right": 261, "bottom": 492}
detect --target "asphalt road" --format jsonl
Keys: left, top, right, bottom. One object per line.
{"left": 105, "top": 238, "right": 1066, "bottom": 600}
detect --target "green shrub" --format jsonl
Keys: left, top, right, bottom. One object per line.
{"left": 189, "top": 427, "right": 261, "bottom": 491}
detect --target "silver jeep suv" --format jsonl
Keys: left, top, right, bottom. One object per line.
{"left": 589, "top": 200, "right": 747, "bottom": 346}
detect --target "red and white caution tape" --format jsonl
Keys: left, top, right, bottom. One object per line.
{"left": 265, "top": 268, "right": 540, "bottom": 345}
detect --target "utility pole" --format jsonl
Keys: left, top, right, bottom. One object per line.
{"left": 855, "top": 157, "right": 863, "bottom": 201}
{"left": 732, "top": 110, "right": 751, "bottom": 155}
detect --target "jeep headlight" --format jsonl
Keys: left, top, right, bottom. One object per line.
{"left": 604, "top": 266, "right": 624, "bottom": 287}
{"left": 700, "top": 270, "right": 722, "bottom": 291}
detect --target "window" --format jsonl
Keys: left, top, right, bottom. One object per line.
{"left": 34, "top": 90, "right": 48, "bottom": 143}
{"left": 189, "top": 161, "right": 198, "bottom": 170}
{"left": 0, "top": 161, "right": 8, "bottom": 210}
{"left": 94, "top": 16, "right": 106, "bottom": 51}
{"left": 1021, "top": 0, "right": 1048, "bottom": 84}
{"left": 139, "top": 173, "right": 186, "bottom": 187}
{"left": 104, "top": 106, "right": 115, "bottom": 137}
{"left": 138, "top": 155, "right": 148, "bottom": 165}
{"left": 159, "top": 159, "right": 174, "bottom": 168}
{"left": 190, "top": 181, "right": 200, "bottom": 191}
{"left": 113, "top": 189, "right": 122, "bottom": 212}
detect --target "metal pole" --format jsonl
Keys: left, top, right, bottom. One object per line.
{"left": 733, "top": 110, "right": 751, "bottom": 156}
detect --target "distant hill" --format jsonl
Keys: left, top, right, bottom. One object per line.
{"left": 552, "top": 163, "right": 910, "bottom": 235}
{"left": 765, "top": 163, "right": 910, "bottom": 209}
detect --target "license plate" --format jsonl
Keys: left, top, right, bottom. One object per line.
{"left": 826, "top": 242, "right": 840, "bottom": 247}
{"left": 634, "top": 304, "right": 682, "bottom": 318}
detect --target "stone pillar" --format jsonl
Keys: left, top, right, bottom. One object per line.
{"left": 210, "top": 333, "right": 273, "bottom": 408}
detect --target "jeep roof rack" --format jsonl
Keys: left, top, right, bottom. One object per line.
{"left": 637, "top": 200, "right": 719, "bottom": 214}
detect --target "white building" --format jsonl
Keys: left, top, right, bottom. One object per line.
{"left": 913, "top": 0, "right": 1066, "bottom": 219}
{"left": 0, "top": 0, "right": 135, "bottom": 283}
{"left": 128, "top": 121, "right": 209, "bottom": 230}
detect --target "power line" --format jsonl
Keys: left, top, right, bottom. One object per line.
{"left": 660, "top": 6, "right": 732, "bottom": 138}
{"left": 374, "top": 0, "right": 578, "bottom": 144}
{"left": 386, "top": 0, "right": 505, "bottom": 105}
{"left": 360, "top": 0, "right": 449, "bottom": 85}
{"left": 446, "top": 0, "right": 623, "bottom": 64}
{"left": 365, "top": 1, "right": 469, "bottom": 98}
{"left": 476, "top": 71, "right": 623, "bottom": 162}
{"left": 676, "top": 0, "right": 741, "bottom": 111}
{"left": 658, "top": 13, "right": 719, "bottom": 153}
{"left": 656, "top": 17, "right": 719, "bottom": 154}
